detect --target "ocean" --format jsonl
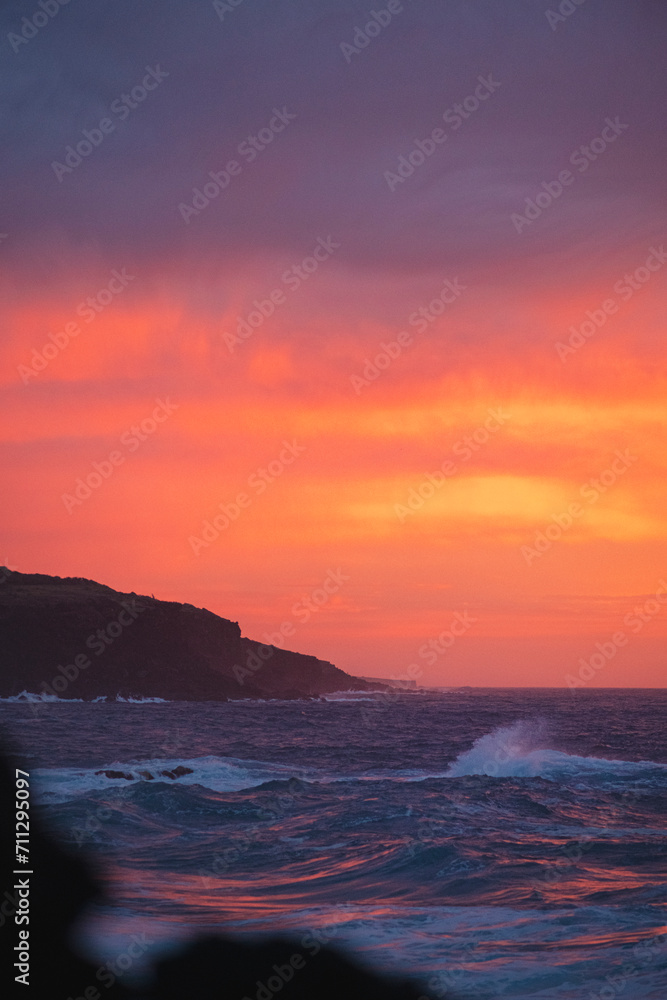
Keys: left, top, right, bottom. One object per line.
{"left": 1, "top": 688, "right": 665, "bottom": 998}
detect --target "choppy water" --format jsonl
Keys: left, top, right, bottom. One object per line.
{"left": 1, "top": 688, "right": 666, "bottom": 998}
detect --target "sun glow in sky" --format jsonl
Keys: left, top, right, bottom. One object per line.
{"left": 2, "top": 0, "right": 666, "bottom": 686}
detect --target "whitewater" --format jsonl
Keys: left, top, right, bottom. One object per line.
{"left": 1, "top": 687, "right": 665, "bottom": 998}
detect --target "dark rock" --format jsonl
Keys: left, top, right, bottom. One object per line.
{"left": 137, "top": 770, "right": 154, "bottom": 780}
{"left": 158, "top": 765, "right": 193, "bottom": 779}
{"left": 0, "top": 569, "right": 380, "bottom": 702}
{"left": 148, "top": 935, "right": 429, "bottom": 1000}
{"left": 95, "top": 769, "right": 133, "bottom": 780}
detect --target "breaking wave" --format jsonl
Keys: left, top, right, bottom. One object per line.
{"left": 446, "top": 721, "right": 667, "bottom": 781}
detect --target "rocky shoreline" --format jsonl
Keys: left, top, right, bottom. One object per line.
{"left": 0, "top": 569, "right": 380, "bottom": 702}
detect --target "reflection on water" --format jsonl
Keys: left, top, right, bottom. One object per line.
{"left": 2, "top": 688, "right": 666, "bottom": 997}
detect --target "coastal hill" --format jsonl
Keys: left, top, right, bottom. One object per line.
{"left": 0, "top": 569, "right": 379, "bottom": 702}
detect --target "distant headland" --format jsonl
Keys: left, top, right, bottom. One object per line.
{"left": 0, "top": 569, "right": 382, "bottom": 702}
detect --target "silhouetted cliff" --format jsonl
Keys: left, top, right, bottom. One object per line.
{"left": 0, "top": 569, "right": 378, "bottom": 701}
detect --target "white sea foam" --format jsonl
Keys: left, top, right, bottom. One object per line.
{"left": 114, "top": 695, "right": 168, "bottom": 703}
{"left": 0, "top": 690, "right": 84, "bottom": 703}
{"left": 320, "top": 693, "right": 379, "bottom": 702}
{"left": 31, "top": 754, "right": 314, "bottom": 802}
{"left": 24, "top": 718, "right": 667, "bottom": 806}
{"left": 446, "top": 721, "right": 666, "bottom": 780}
{"left": 0, "top": 691, "right": 168, "bottom": 704}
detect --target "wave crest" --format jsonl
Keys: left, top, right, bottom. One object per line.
{"left": 446, "top": 721, "right": 666, "bottom": 780}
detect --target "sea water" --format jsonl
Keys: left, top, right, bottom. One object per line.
{"left": 1, "top": 688, "right": 665, "bottom": 998}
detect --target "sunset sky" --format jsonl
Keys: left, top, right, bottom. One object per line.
{"left": 2, "top": 0, "right": 666, "bottom": 686}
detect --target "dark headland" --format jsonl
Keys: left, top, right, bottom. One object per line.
{"left": 0, "top": 569, "right": 381, "bottom": 702}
